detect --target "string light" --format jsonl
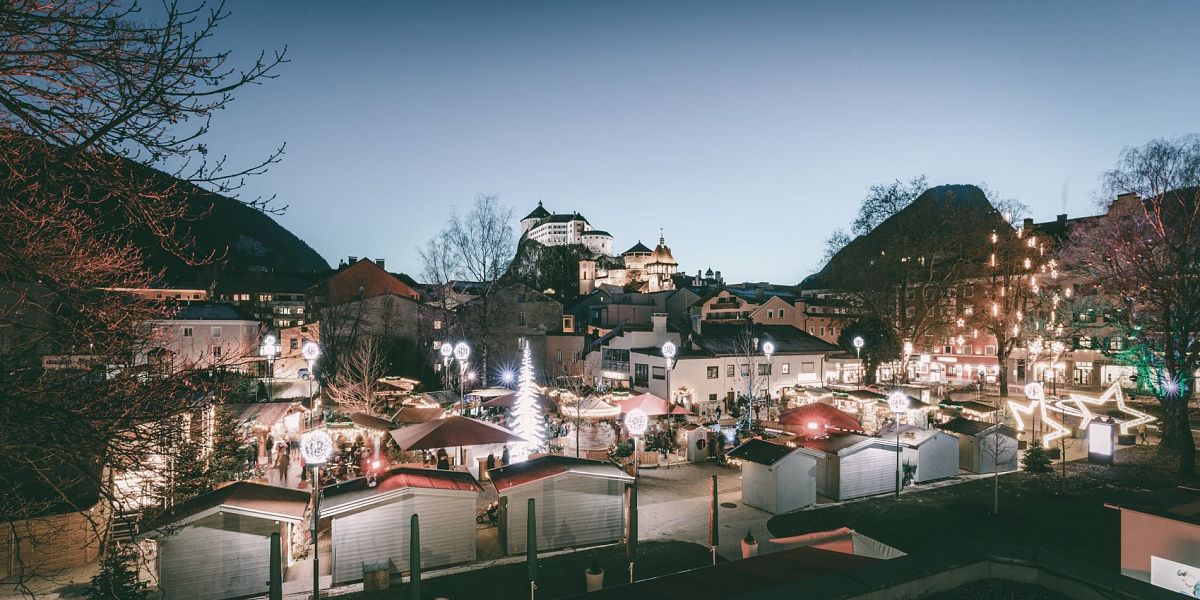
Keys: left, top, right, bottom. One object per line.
{"left": 510, "top": 339, "right": 545, "bottom": 463}
{"left": 1008, "top": 383, "right": 1069, "bottom": 446}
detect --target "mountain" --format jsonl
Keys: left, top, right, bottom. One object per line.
{"left": 802, "top": 184, "right": 1009, "bottom": 290}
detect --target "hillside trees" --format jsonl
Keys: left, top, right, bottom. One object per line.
{"left": 0, "top": 0, "right": 284, "bottom": 588}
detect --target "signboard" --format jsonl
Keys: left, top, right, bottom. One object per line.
{"left": 1087, "top": 419, "right": 1116, "bottom": 464}
{"left": 1151, "top": 555, "right": 1200, "bottom": 596}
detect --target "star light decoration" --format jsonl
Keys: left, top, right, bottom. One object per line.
{"left": 1008, "top": 382, "right": 1069, "bottom": 446}
{"left": 1049, "top": 381, "right": 1155, "bottom": 436}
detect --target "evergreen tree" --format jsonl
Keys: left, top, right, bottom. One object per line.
{"left": 209, "top": 405, "right": 247, "bottom": 484}
{"left": 1022, "top": 439, "right": 1052, "bottom": 473}
{"left": 89, "top": 547, "right": 150, "bottom": 600}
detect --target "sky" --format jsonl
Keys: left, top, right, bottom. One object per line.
{"left": 197, "top": 1, "right": 1200, "bottom": 284}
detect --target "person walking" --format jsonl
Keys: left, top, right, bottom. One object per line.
{"left": 501, "top": 445, "right": 510, "bottom": 466}
{"left": 275, "top": 450, "right": 289, "bottom": 485}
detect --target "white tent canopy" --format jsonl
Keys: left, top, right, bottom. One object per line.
{"left": 562, "top": 396, "right": 621, "bottom": 420}
{"left": 770, "top": 527, "right": 906, "bottom": 560}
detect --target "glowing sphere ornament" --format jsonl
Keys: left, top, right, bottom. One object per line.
{"left": 625, "top": 408, "right": 649, "bottom": 437}
{"left": 301, "top": 429, "right": 333, "bottom": 466}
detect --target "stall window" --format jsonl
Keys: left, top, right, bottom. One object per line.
{"left": 652, "top": 366, "right": 665, "bottom": 380}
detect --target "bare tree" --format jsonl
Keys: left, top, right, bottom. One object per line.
{"left": 432, "top": 195, "right": 516, "bottom": 385}
{"left": 981, "top": 412, "right": 1018, "bottom": 516}
{"left": 418, "top": 228, "right": 460, "bottom": 312}
{"left": 325, "top": 337, "right": 388, "bottom": 417}
{"left": 1063, "top": 135, "right": 1200, "bottom": 475}
{"left": 0, "top": 0, "right": 284, "bottom": 590}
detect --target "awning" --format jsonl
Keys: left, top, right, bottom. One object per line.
{"left": 348, "top": 412, "right": 393, "bottom": 432}
{"left": 388, "top": 416, "right": 527, "bottom": 451}
{"left": 615, "top": 393, "right": 671, "bottom": 416}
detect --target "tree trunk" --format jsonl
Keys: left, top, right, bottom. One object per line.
{"left": 995, "top": 338, "right": 1009, "bottom": 398}
{"left": 1171, "top": 400, "right": 1196, "bottom": 476}
{"left": 864, "top": 357, "right": 878, "bottom": 385}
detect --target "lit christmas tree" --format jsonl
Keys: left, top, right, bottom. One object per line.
{"left": 510, "top": 338, "right": 545, "bottom": 462}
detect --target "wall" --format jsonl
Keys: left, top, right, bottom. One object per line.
{"left": 1119, "top": 509, "right": 1200, "bottom": 585}
{"left": 838, "top": 445, "right": 897, "bottom": 500}
{"left": 774, "top": 453, "right": 818, "bottom": 513}
{"left": 330, "top": 490, "right": 476, "bottom": 585}
{"left": 503, "top": 474, "right": 626, "bottom": 554}
{"left": 0, "top": 502, "right": 109, "bottom": 582}
{"left": 157, "top": 512, "right": 281, "bottom": 600}
{"left": 149, "top": 319, "right": 261, "bottom": 372}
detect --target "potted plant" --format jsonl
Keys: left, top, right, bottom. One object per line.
{"left": 740, "top": 530, "right": 759, "bottom": 558}
{"left": 585, "top": 558, "right": 604, "bottom": 591}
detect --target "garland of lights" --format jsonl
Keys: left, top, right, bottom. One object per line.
{"left": 510, "top": 339, "right": 545, "bottom": 463}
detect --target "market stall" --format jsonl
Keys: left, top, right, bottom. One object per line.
{"left": 799, "top": 432, "right": 901, "bottom": 501}
{"left": 878, "top": 424, "right": 960, "bottom": 483}
{"left": 938, "top": 417, "right": 1019, "bottom": 474}
{"left": 728, "top": 438, "right": 821, "bottom": 513}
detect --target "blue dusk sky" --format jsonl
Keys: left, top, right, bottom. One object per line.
{"left": 197, "top": 1, "right": 1200, "bottom": 283}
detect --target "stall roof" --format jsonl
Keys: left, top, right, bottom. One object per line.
{"left": 229, "top": 401, "right": 297, "bottom": 428}
{"left": 938, "top": 416, "right": 1017, "bottom": 438}
{"left": 348, "top": 411, "right": 393, "bottom": 432}
{"left": 945, "top": 400, "right": 1002, "bottom": 414}
{"left": 322, "top": 467, "right": 481, "bottom": 515}
{"left": 728, "top": 438, "right": 818, "bottom": 465}
{"left": 779, "top": 403, "right": 865, "bottom": 434}
{"left": 392, "top": 405, "right": 445, "bottom": 424}
{"left": 572, "top": 546, "right": 876, "bottom": 599}
{"left": 141, "top": 482, "right": 309, "bottom": 534}
{"left": 388, "top": 416, "right": 526, "bottom": 451}
{"left": 800, "top": 432, "right": 894, "bottom": 455}
{"left": 877, "top": 424, "right": 957, "bottom": 447}
{"left": 616, "top": 393, "right": 671, "bottom": 416}
{"left": 489, "top": 455, "right": 633, "bottom": 494}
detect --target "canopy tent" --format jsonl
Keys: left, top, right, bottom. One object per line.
{"left": 392, "top": 404, "right": 445, "bottom": 424}
{"left": 560, "top": 396, "right": 622, "bottom": 420}
{"left": 481, "top": 392, "right": 558, "bottom": 413}
{"left": 388, "top": 416, "right": 527, "bottom": 451}
{"left": 470, "top": 387, "right": 516, "bottom": 400}
{"left": 616, "top": 393, "right": 671, "bottom": 416}
{"left": 669, "top": 404, "right": 694, "bottom": 416}
{"left": 769, "top": 527, "right": 906, "bottom": 560}
{"left": 779, "top": 403, "right": 865, "bottom": 435}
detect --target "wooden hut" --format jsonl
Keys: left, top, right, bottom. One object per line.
{"left": 728, "top": 439, "right": 821, "bottom": 513}
{"left": 938, "top": 417, "right": 1019, "bottom": 474}
{"left": 800, "top": 433, "right": 901, "bottom": 501}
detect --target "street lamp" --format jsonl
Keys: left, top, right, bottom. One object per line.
{"left": 887, "top": 391, "right": 909, "bottom": 500}
{"left": 300, "top": 429, "right": 333, "bottom": 600}
{"left": 625, "top": 408, "right": 649, "bottom": 478}
{"left": 453, "top": 341, "right": 471, "bottom": 414}
{"left": 302, "top": 341, "right": 321, "bottom": 427}
{"left": 260, "top": 333, "right": 280, "bottom": 403}
{"left": 852, "top": 336, "right": 864, "bottom": 383}
{"left": 661, "top": 341, "right": 677, "bottom": 402}
{"left": 761, "top": 341, "right": 775, "bottom": 418}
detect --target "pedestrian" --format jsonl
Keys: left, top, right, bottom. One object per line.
{"left": 266, "top": 434, "right": 274, "bottom": 461}
{"left": 486, "top": 452, "right": 496, "bottom": 471}
{"left": 275, "top": 451, "right": 289, "bottom": 484}
{"left": 436, "top": 448, "right": 450, "bottom": 470}
{"left": 501, "top": 445, "right": 510, "bottom": 466}
{"left": 1138, "top": 424, "right": 1148, "bottom": 446}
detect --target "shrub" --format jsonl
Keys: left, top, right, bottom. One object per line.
{"left": 1023, "top": 439, "right": 1053, "bottom": 473}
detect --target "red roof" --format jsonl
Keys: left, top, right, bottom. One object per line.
{"left": 489, "top": 455, "right": 631, "bottom": 493}
{"left": 365, "top": 466, "right": 480, "bottom": 493}
{"left": 779, "top": 403, "right": 865, "bottom": 435}
{"left": 323, "top": 259, "right": 420, "bottom": 305}
{"left": 393, "top": 405, "right": 445, "bottom": 424}
{"left": 616, "top": 393, "right": 671, "bottom": 416}
{"left": 388, "top": 416, "right": 526, "bottom": 450}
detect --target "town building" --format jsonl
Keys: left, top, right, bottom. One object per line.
{"left": 145, "top": 302, "right": 264, "bottom": 374}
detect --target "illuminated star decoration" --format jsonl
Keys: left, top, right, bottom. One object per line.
{"left": 1049, "top": 381, "right": 1155, "bottom": 436}
{"left": 1008, "top": 382, "right": 1069, "bottom": 446}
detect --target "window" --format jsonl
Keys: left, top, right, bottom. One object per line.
{"left": 767, "top": 310, "right": 774, "bottom": 318}
{"left": 211, "top": 326, "right": 222, "bottom": 338}
{"left": 781, "top": 363, "right": 790, "bottom": 374}
{"left": 740, "top": 364, "right": 750, "bottom": 377}
{"left": 652, "top": 366, "right": 665, "bottom": 380}
{"left": 182, "top": 327, "right": 193, "bottom": 337}
{"left": 757, "top": 364, "right": 771, "bottom": 376}
{"left": 276, "top": 307, "right": 291, "bottom": 314}
{"left": 433, "top": 319, "right": 443, "bottom": 330}
{"left": 296, "top": 307, "right": 304, "bottom": 314}
{"left": 212, "top": 345, "right": 222, "bottom": 357}
{"left": 519, "top": 312, "right": 527, "bottom": 326}
{"left": 709, "top": 393, "right": 718, "bottom": 402}
{"left": 556, "top": 350, "right": 563, "bottom": 363}
{"left": 290, "top": 339, "right": 299, "bottom": 350}
{"left": 1077, "top": 336, "right": 1092, "bottom": 349}
{"left": 985, "top": 345, "right": 996, "bottom": 355}
{"left": 819, "top": 326, "right": 826, "bottom": 337}
{"left": 800, "top": 362, "right": 816, "bottom": 374}
{"left": 727, "top": 364, "right": 735, "bottom": 377}
{"left": 707, "top": 366, "right": 719, "bottom": 379}
{"left": 808, "top": 327, "right": 814, "bottom": 335}
{"left": 905, "top": 307, "right": 915, "bottom": 318}
{"left": 634, "top": 363, "right": 649, "bottom": 387}
{"left": 192, "top": 293, "right": 201, "bottom": 300}
{"left": 1108, "top": 338, "right": 1122, "bottom": 351}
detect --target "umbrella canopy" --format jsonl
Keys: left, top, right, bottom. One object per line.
{"left": 481, "top": 392, "right": 558, "bottom": 413}
{"left": 669, "top": 404, "right": 694, "bottom": 416}
{"left": 388, "top": 416, "right": 527, "bottom": 451}
{"left": 779, "top": 403, "right": 865, "bottom": 434}
{"left": 348, "top": 412, "right": 394, "bottom": 432}
{"left": 561, "top": 396, "right": 622, "bottom": 420}
{"left": 616, "top": 393, "right": 671, "bottom": 416}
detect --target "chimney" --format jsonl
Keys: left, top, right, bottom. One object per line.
{"left": 652, "top": 313, "right": 667, "bottom": 336}
{"left": 691, "top": 313, "right": 702, "bottom": 335}
{"left": 348, "top": 256, "right": 358, "bottom": 264}
{"left": 715, "top": 271, "right": 722, "bottom": 284}
{"left": 376, "top": 258, "right": 386, "bottom": 269}
{"left": 1021, "top": 218, "right": 1033, "bottom": 228}
{"left": 1056, "top": 214, "right": 1066, "bottom": 225}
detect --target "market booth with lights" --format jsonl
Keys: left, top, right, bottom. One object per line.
{"left": 138, "top": 482, "right": 310, "bottom": 600}
{"left": 727, "top": 438, "right": 822, "bottom": 513}
{"left": 877, "top": 424, "right": 960, "bottom": 484}
{"left": 321, "top": 467, "right": 482, "bottom": 585}
{"left": 488, "top": 455, "right": 633, "bottom": 555}
{"left": 937, "top": 417, "right": 1019, "bottom": 474}
{"left": 799, "top": 432, "right": 902, "bottom": 501}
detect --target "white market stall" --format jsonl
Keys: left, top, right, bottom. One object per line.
{"left": 489, "top": 455, "right": 633, "bottom": 554}
{"left": 728, "top": 438, "right": 821, "bottom": 514}
{"left": 879, "top": 424, "right": 960, "bottom": 484}
{"left": 938, "top": 417, "right": 1019, "bottom": 474}
{"left": 799, "top": 433, "right": 901, "bottom": 501}
{"left": 321, "top": 467, "right": 482, "bottom": 585}
{"left": 139, "top": 482, "right": 309, "bottom": 600}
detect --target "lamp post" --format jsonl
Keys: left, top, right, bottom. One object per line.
{"left": 260, "top": 334, "right": 280, "bottom": 403}
{"left": 625, "top": 408, "right": 648, "bottom": 478}
{"left": 853, "top": 336, "right": 864, "bottom": 384}
{"left": 300, "top": 429, "right": 333, "bottom": 600}
{"left": 887, "top": 391, "right": 909, "bottom": 500}
{"left": 439, "top": 341, "right": 453, "bottom": 391}
{"left": 454, "top": 341, "right": 471, "bottom": 415}
{"left": 761, "top": 341, "right": 775, "bottom": 418}
{"left": 302, "top": 341, "right": 321, "bottom": 428}
{"left": 662, "top": 341, "right": 677, "bottom": 460}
